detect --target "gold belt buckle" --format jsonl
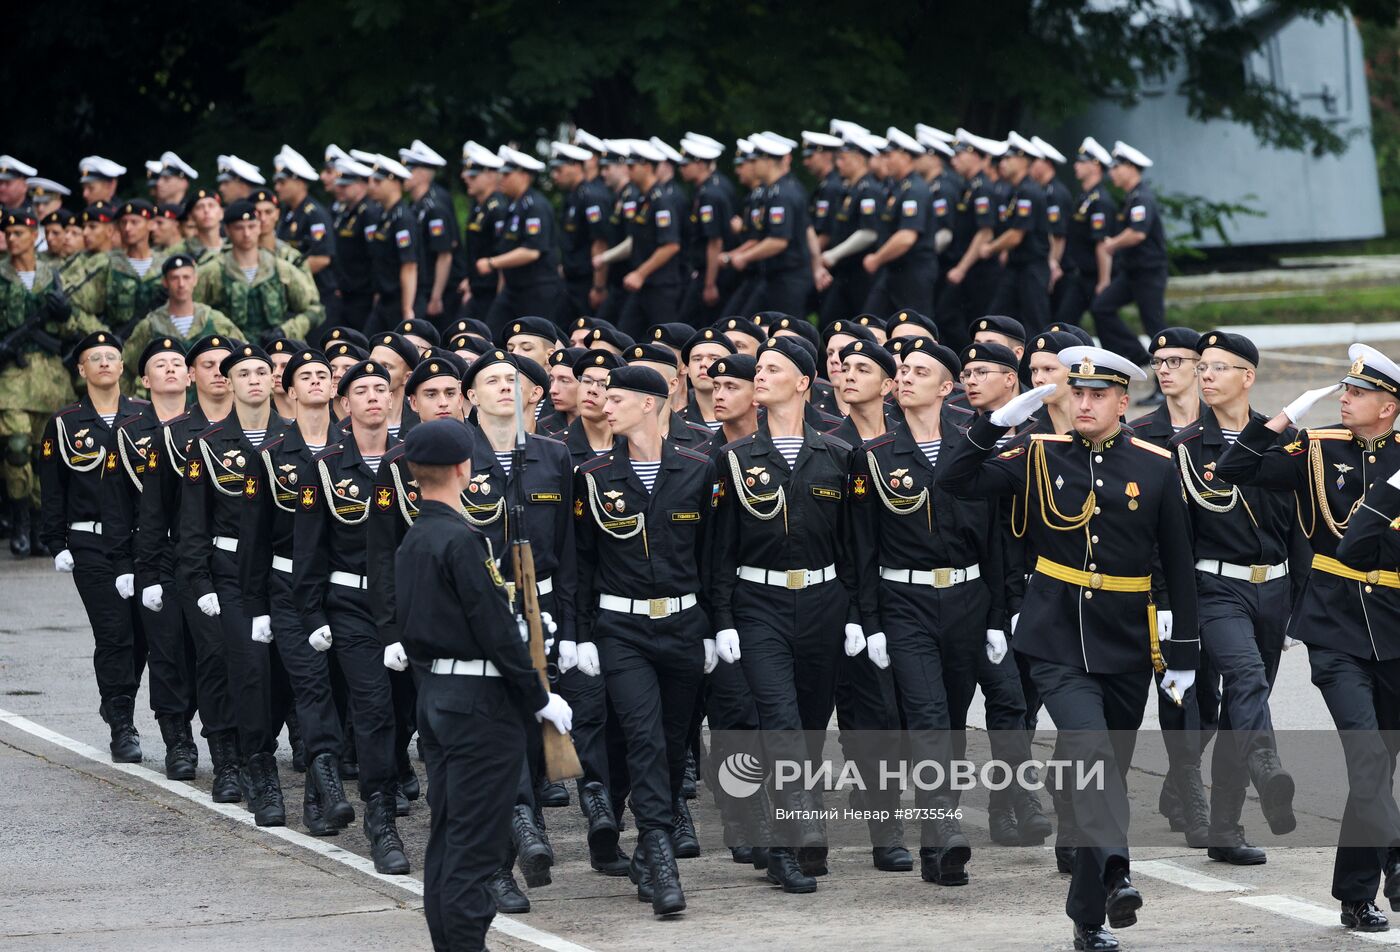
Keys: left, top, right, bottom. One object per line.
{"left": 786, "top": 569, "right": 808, "bottom": 590}
{"left": 647, "top": 597, "right": 672, "bottom": 619}
{"left": 1249, "top": 564, "right": 1269, "bottom": 584}
{"left": 931, "top": 567, "right": 953, "bottom": 589}
{"left": 1368, "top": 570, "right": 1382, "bottom": 585}
{"left": 1088, "top": 572, "right": 1104, "bottom": 590}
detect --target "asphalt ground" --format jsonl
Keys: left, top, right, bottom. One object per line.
{"left": 1, "top": 340, "right": 1393, "bottom": 952}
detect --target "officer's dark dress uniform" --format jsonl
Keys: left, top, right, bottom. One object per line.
{"left": 864, "top": 172, "right": 938, "bottom": 319}
{"left": 1090, "top": 182, "right": 1167, "bottom": 366}
{"left": 333, "top": 194, "right": 381, "bottom": 332}
{"left": 679, "top": 170, "right": 738, "bottom": 327}
{"left": 988, "top": 175, "right": 1051, "bottom": 332}
{"left": 460, "top": 190, "right": 509, "bottom": 325}
{"left": 938, "top": 357, "right": 1199, "bottom": 935}
{"left": 617, "top": 183, "right": 685, "bottom": 340}
{"left": 1055, "top": 183, "right": 1116, "bottom": 327}
{"left": 484, "top": 187, "right": 565, "bottom": 336}
{"left": 820, "top": 171, "right": 884, "bottom": 325}
{"left": 934, "top": 170, "right": 999, "bottom": 351}
{"left": 367, "top": 197, "right": 418, "bottom": 336}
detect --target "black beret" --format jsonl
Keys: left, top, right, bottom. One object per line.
{"left": 447, "top": 332, "right": 492, "bottom": 356}
{"left": 70, "top": 330, "right": 122, "bottom": 368}
{"left": 852, "top": 313, "right": 887, "bottom": 332}
{"left": 403, "top": 418, "right": 475, "bottom": 466}
{"left": 624, "top": 342, "right": 677, "bottom": 366}
{"left": 515, "top": 352, "right": 549, "bottom": 390}
{"left": 1023, "top": 331, "right": 1086, "bottom": 365}
{"left": 759, "top": 335, "right": 816, "bottom": 380}
{"left": 899, "top": 337, "right": 961, "bottom": 378}
{"left": 463, "top": 348, "right": 517, "bottom": 390}
{"left": 155, "top": 202, "right": 182, "bottom": 221}
{"left": 320, "top": 326, "right": 370, "bottom": 351}
{"left": 118, "top": 199, "right": 155, "bottom": 220}
{"left": 549, "top": 346, "right": 587, "bottom": 369}
{"left": 249, "top": 188, "right": 278, "bottom": 207}
{"left": 605, "top": 365, "right": 669, "bottom": 398}
{"left": 1045, "top": 322, "right": 1094, "bottom": 346}
{"left": 41, "top": 208, "right": 76, "bottom": 227}
{"left": 219, "top": 343, "right": 273, "bottom": 377}
{"left": 751, "top": 310, "right": 791, "bottom": 329}
{"left": 888, "top": 309, "right": 938, "bottom": 338}
{"left": 970, "top": 314, "right": 1026, "bottom": 343}
{"left": 81, "top": 202, "right": 118, "bottom": 224}
{"left": 161, "top": 253, "right": 198, "bottom": 274}
{"left": 648, "top": 323, "right": 694, "bottom": 350}
{"left": 408, "top": 349, "right": 468, "bottom": 393}
{"left": 769, "top": 314, "right": 820, "bottom": 350}
{"left": 265, "top": 337, "right": 305, "bottom": 357}
{"left": 1148, "top": 326, "right": 1201, "bottom": 354}
{"left": 586, "top": 324, "right": 634, "bottom": 351}
{"left": 325, "top": 341, "right": 367, "bottom": 362}
{"left": 447, "top": 317, "right": 492, "bottom": 340}
{"left": 186, "top": 334, "right": 238, "bottom": 364}
{"left": 336, "top": 358, "right": 391, "bottom": 396}
{"left": 839, "top": 339, "right": 897, "bottom": 378}
{"left": 715, "top": 316, "right": 766, "bottom": 342}
{"left": 708, "top": 354, "right": 758, "bottom": 381}
{"left": 572, "top": 348, "right": 626, "bottom": 379}
{"left": 1196, "top": 330, "right": 1259, "bottom": 367}
{"left": 282, "top": 348, "right": 332, "bottom": 391}
{"left": 138, "top": 336, "right": 186, "bottom": 375}
{"left": 884, "top": 338, "right": 906, "bottom": 356}
{"left": 1, "top": 207, "right": 37, "bottom": 229}
{"left": 223, "top": 200, "right": 257, "bottom": 223}
{"left": 397, "top": 318, "right": 441, "bottom": 347}
{"left": 570, "top": 316, "right": 597, "bottom": 334}
{"left": 821, "top": 319, "right": 877, "bottom": 346}
{"left": 783, "top": 333, "right": 819, "bottom": 363}
{"left": 181, "top": 187, "right": 220, "bottom": 218}
{"left": 501, "top": 315, "right": 559, "bottom": 346}
{"left": 681, "top": 327, "right": 737, "bottom": 363}
{"left": 369, "top": 331, "right": 422, "bottom": 370}
{"left": 960, "top": 342, "right": 1019, "bottom": 372}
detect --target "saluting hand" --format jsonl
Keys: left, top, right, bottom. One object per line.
{"left": 990, "top": 384, "right": 1056, "bottom": 428}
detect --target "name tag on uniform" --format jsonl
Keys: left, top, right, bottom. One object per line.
{"left": 811, "top": 486, "right": 842, "bottom": 500}
{"left": 530, "top": 492, "right": 562, "bottom": 503}
{"left": 671, "top": 510, "right": 700, "bottom": 522}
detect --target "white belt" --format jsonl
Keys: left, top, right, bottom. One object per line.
{"left": 212, "top": 535, "right": 238, "bottom": 553}
{"left": 1195, "top": 558, "right": 1288, "bottom": 584}
{"left": 879, "top": 564, "right": 981, "bottom": 589}
{"left": 737, "top": 564, "right": 837, "bottom": 590}
{"left": 430, "top": 658, "right": 501, "bottom": 677}
{"left": 599, "top": 592, "right": 698, "bottom": 619}
{"left": 330, "top": 571, "right": 368, "bottom": 589}
{"left": 536, "top": 576, "right": 553, "bottom": 596}
{"left": 272, "top": 555, "right": 293, "bottom": 574}
{"left": 68, "top": 521, "right": 101, "bottom": 534}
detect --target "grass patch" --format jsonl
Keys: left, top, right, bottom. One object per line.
{"left": 1091, "top": 284, "right": 1400, "bottom": 332}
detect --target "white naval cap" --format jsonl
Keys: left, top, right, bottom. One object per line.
{"left": 400, "top": 139, "right": 447, "bottom": 168}
{"left": 915, "top": 124, "right": 955, "bottom": 156}
{"left": 333, "top": 156, "right": 376, "bottom": 181}
{"left": 829, "top": 119, "right": 870, "bottom": 141}
{"left": 348, "top": 148, "right": 382, "bottom": 166}
{"left": 324, "top": 144, "right": 349, "bottom": 167}
{"left": 1344, "top": 343, "right": 1400, "bottom": 395}
{"left": 370, "top": 153, "right": 413, "bottom": 180}
{"left": 1076, "top": 136, "right": 1113, "bottom": 166}
{"left": 160, "top": 151, "right": 199, "bottom": 178}
{"left": 274, "top": 145, "right": 318, "bottom": 181}
{"left": 649, "top": 137, "right": 684, "bottom": 164}
{"left": 497, "top": 145, "right": 545, "bottom": 172}
{"left": 801, "top": 130, "right": 844, "bottom": 151}
{"left": 628, "top": 138, "right": 667, "bottom": 163}
{"left": 761, "top": 131, "right": 798, "bottom": 150}
{"left": 27, "top": 177, "right": 71, "bottom": 198}
{"left": 1031, "top": 136, "right": 1067, "bottom": 164}
{"left": 1059, "top": 345, "right": 1148, "bottom": 388}
{"left": 953, "top": 129, "right": 1006, "bottom": 157}
{"left": 884, "top": 126, "right": 926, "bottom": 154}
{"left": 460, "top": 140, "right": 503, "bottom": 169}
{"left": 79, "top": 155, "right": 127, "bottom": 182}
{"left": 550, "top": 141, "right": 592, "bottom": 163}
{"left": 573, "top": 128, "right": 608, "bottom": 154}
{"left": 0, "top": 155, "right": 38, "bottom": 180}
{"left": 843, "top": 133, "right": 884, "bottom": 157}
{"left": 679, "top": 134, "right": 724, "bottom": 161}
{"left": 750, "top": 133, "right": 792, "bottom": 157}
{"left": 604, "top": 138, "right": 633, "bottom": 159}
{"left": 1112, "top": 140, "right": 1153, "bottom": 168}
{"left": 1003, "top": 131, "right": 1043, "bottom": 159}
{"left": 144, "top": 159, "right": 164, "bottom": 177}
{"left": 216, "top": 155, "right": 265, "bottom": 185}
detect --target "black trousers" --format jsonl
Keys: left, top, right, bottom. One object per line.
{"left": 934, "top": 261, "right": 1000, "bottom": 352}
{"left": 1028, "top": 658, "right": 1150, "bottom": 925}
{"left": 179, "top": 591, "right": 236, "bottom": 737}
{"left": 617, "top": 283, "right": 682, "bottom": 340}
{"left": 391, "top": 667, "right": 418, "bottom": 779}
{"left": 731, "top": 268, "right": 814, "bottom": 319}
{"left": 976, "top": 631, "right": 1035, "bottom": 815}
{"left": 484, "top": 280, "right": 565, "bottom": 339}
{"left": 819, "top": 268, "right": 874, "bottom": 325}
{"left": 1089, "top": 267, "right": 1167, "bottom": 366}
{"left": 269, "top": 569, "right": 343, "bottom": 760}
{"left": 366, "top": 297, "right": 405, "bottom": 338}
{"left": 337, "top": 291, "right": 375, "bottom": 335}
{"left": 863, "top": 263, "right": 937, "bottom": 321}
{"left": 555, "top": 664, "right": 611, "bottom": 790}
{"left": 988, "top": 260, "right": 1052, "bottom": 333}
{"left": 211, "top": 550, "right": 275, "bottom": 758}
{"left": 326, "top": 585, "right": 397, "bottom": 800}
{"left": 555, "top": 276, "right": 592, "bottom": 328}
{"left": 677, "top": 267, "right": 736, "bottom": 329}
{"left": 457, "top": 288, "right": 497, "bottom": 327}
{"left": 70, "top": 532, "right": 144, "bottom": 705}
{"left": 595, "top": 606, "right": 705, "bottom": 834}
{"left": 720, "top": 276, "right": 759, "bottom": 319}
{"left": 141, "top": 570, "right": 196, "bottom": 720}
{"left": 1307, "top": 645, "right": 1400, "bottom": 902}
{"left": 1053, "top": 270, "right": 1095, "bottom": 327}
{"left": 419, "top": 673, "right": 525, "bottom": 952}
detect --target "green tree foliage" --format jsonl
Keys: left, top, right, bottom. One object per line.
{"left": 1360, "top": 15, "right": 1400, "bottom": 232}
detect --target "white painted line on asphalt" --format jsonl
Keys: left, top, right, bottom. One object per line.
{"left": 0, "top": 706, "right": 600, "bottom": 952}
{"left": 1235, "top": 895, "right": 1400, "bottom": 945}
{"left": 1132, "top": 859, "right": 1253, "bottom": 893}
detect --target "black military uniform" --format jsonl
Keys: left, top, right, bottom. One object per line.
{"left": 1056, "top": 180, "right": 1117, "bottom": 327}
{"left": 595, "top": 181, "right": 641, "bottom": 328}
{"left": 820, "top": 170, "right": 884, "bottom": 325}
{"left": 1090, "top": 179, "right": 1166, "bottom": 366}
{"left": 279, "top": 195, "right": 337, "bottom": 312}
{"left": 679, "top": 168, "right": 738, "bottom": 328}
{"left": 484, "top": 186, "right": 565, "bottom": 335}
{"left": 394, "top": 422, "right": 551, "bottom": 951}
{"left": 333, "top": 192, "right": 381, "bottom": 332}
{"left": 938, "top": 350, "right": 1199, "bottom": 944}
{"left": 367, "top": 195, "right": 418, "bottom": 335}
{"left": 988, "top": 173, "right": 1051, "bottom": 331}
{"left": 617, "top": 182, "right": 686, "bottom": 340}
{"left": 559, "top": 174, "right": 613, "bottom": 323}
{"left": 1044, "top": 173, "right": 1074, "bottom": 315}
{"left": 864, "top": 171, "right": 938, "bottom": 318}
{"left": 739, "top": 172, "right": 813, "bottom": 318}
{"left": 413, "top": 181, "right": 467, "bottom": 323}
{"left": 461, "top": 189, "right": 510, "bottom": 325}
{"left": 935, "top": 170, "right": 999, "bottom": 351}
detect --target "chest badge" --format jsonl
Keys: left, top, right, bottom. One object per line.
{"left": 1335, "top": 462, "right": 1353, "bottom": 490}
{"left": 1125, "top": 481, "right": 1141, "bottom": 511}
{"left": 604, "top": 488, "right": 624, "bottom": 513}
{"left": 745, "top": 465, "right": 768, "bottom": 487}
{"left": 890, "top": 467, "right": 912, "bottom": 489}
{"left": 1054, "top": 474, "right": 1064, "bottom": 491}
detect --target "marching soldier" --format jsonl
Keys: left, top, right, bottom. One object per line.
{"left": 482, "top": 147, "right": 564, "bottom": 335}
{"left": 1217, "top": 344, "right": 1400, "bottom": 932}
{"left": 216, "top": 155, "right": 264, "bottom": 204}
{"left": 78, "top": 156, "right": 125, "bottom": 205}
{"left": 367, "top": 331, "right": 422, "bottom": 439}
{"left": 330, "top": 156, "right": 381, "bottom": 333}
{"left": 861, "top": 129, "right": 938, "bottom": 319}
{"left": 983, "top": 133, "right": 1051, "bottom": 332}
{"left": 457, "top": 143, "right": 510, "bottom": 327}
{"left": 677, "top": 134, "right": 738, "bottom": 328}
{"left": 622, "top": 343, "right": 713, "bottom": 450}
{"left": 39, "top": 331, "right": 146, "bottom": 761}
{"left": 1055, "top": 138, "right": 1117, "bottom": 328}
{"left": 540, "top": 346, "right": 585, "bottom": 435}
{"left": 364, "top": 154, "right": 419, "bottom": 335}
{"left": 399, "top": 141, "right": 465, "bottom": 323}
{"left": 1029, "top": 137, "right": 1072, "bottom": 306}
{"left": 174, "top": 187, "right": 225, "bottom": 265}
{"left": 100, "top": 200, "right": 168, "bottom": 339}
{"left": 273, "top": 146, "right": 337, "bottom": 315}
{"left": 938, "top": 345, "right": 1200, "bottom": 952}
{"left": 251, "top": 189, "right": 303, "bottom": 271}
{"left": 721, "top": 135, "right": 813, "bottom": 317}
{"left": 121, "top": 254, "right": 240, "bottom": 394}
{"left": 819, "top": 133, "right": 883, "bottom": 325}
{"left": 937, "top": 131, "right": 1005, "bottom": 351}
{"left": 562, "top": 349, "right": 623, "bottom": 471}
{"left": 551, "top": 141, "right": 611, "bottom": 325}
{"left": 151, "top": 204, "right": 184, "bottom": 252}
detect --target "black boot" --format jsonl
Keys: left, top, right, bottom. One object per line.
{"left": 28, "top": 507, "right": 47, "bottom": 557}
{"left": 1104, "top": 865, "right": 1142, "bottom": 929}
{"left": 1174, "top": 764, "right": 1210, "bottom": 848}
{"left": 489, "top": 852, "right": 531, "bottom": 913}
{"left": 987, "top": 795, "right": 1020, "bottom": 846}
{"left": 1073, "top": 923, "right": 1120, "bottom": 950}
{"left": 400, "top": 764, "right": 421, "bottom": 801}
{"left": 581, "top": 782, "right": 628, "bottom": 875}
{"left": 208, "top": 730, "right": 242, "bottom": 803}
{"left": 310, "top": 751, "right": 355, "bottom": 827}
{"left": 1246, "top": 746, "right": 1296, "bottom": 835}
{"left": 869, "top": 814, "right": 913, "bottom": 871}
{"left": 765, "top": 847, "right": 817, "bottom": 894}
{"left": 302, "top": 774, "right": 338, "bottom": 837}
{"left": 920, "top": 808, "right": 971, "bottom": 886}
{"left": 1342, "top": 899, "right": 1390, "bottom": 932}
{"left": 157, "top": 715, "right": 196, "bottom": 779}
{"left": 285, "top": 710, "right": 305, "bottom": 773}
{"left": 105, "top": 696, "right": 142, "bottom": 764}
{"left": 511, "top": 804, "right": 553, "bottom": 888}
{"left": 537, "top": 779, "right": 569, "bottom": 808}
{"left": 743, "top": 784, "right": 774, "bottom": 871}
{"left": 364, "top": 792, "right": 410, "bottom": 874}
{"left": 1014, "top": 788, "right": 1054, "bottom": 846}
{"left": 1385, "top": 848, "right": 1400, "bottom": 911}
{"left": 9, "top": 501, "right": 30, "bottom": 559}
{"left": 629, "top": 834, "right": 653, "bottom": 903}
{"left": 1207, "top": 782, "right": 1265, "bottom": 865}
{"left": 1158, "top": 769, "right": 1184, "bottom": 831}
{"left": 246, "top": 752, "right": 286, "bottom": 827}
{"left": 682, "top": 751, "right": 698, "bottom": 800}
{"left": 645, "top": 828, "right": 686, "bottom": 916}
{"left": 671, "top": 797, "right": 700, "bottom": 858}
{"left": 339, "top": 727, "right": 358, "bottom": 779}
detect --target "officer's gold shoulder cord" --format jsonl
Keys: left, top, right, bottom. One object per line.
{"left": 1308, "top": 437, "right": 1362, "bottom": 539}
{"left": 1013, "top": 439, "right": 1095, "bottom": 539}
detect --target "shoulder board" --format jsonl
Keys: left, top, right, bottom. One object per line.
{"left": 1306, "top": 428, "right": 1351, "bottom": 440}
{"left": 1031, "top": 434, "right": 1072, "bottom": 443}
{"left": 1130, "top": 436, "right": 1172, "bottom": 458}
{"left": 55, "top": 403, "right": 82, "bottom": 418}
{"left": 823, "top": 433, "right": 853, "bottom": 453}
{"left": 865, "top": 432, "right": 896, "bottom": 450}
{"left": 384, "top": 442, "right": 407, "bottom": 461}
{"left": 1171, "top": 425, "right": 1203, "bottom": 446}
{"left": 722, "top": 433, "right": 759, "bottom": 452}
{"left": 674, "top": 446, "right": 709, "bottom": 464}
{"left": 313, "top": 444, "right": 345, "bottom": 462}
{"left": 578, "top": 454, "right": 612, "bottom": 474}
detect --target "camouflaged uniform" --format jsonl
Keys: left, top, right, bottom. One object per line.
{"left": 120, "top": 303, "right": 241, "bottom": 395}
{"left": 193, "top": 249, "right": 324, "bottom": 343}
{"left": 171, "top": 235, "right": 221, "bottom": 266}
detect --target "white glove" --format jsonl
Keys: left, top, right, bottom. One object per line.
{"left": 535, "top": 693, "right": 574, "bottom": 733}
{"left": 557, "top": 640, "right": 579, "bottom": 674}
{"left": 1156, "top": 609, "right": 1173, "bottom": 643}
{"left": 934, "top": 228, "right": 953, "bottom": 254}
{"left": 517, "top": 614, "right": 556, "bottom": 654}
{"left": 383, "top": 642, "right": 409, "bottom": 671}
{"left": 540, "top": 611, "right": 557, "bottom": 635}
{"left": 115, "top": 573, "right": 135, "bottom": 599}
{"left": 989, "top": 384, "right": 1057, "bottom": 428}
{"left": 53, "top": 549, "right": 74, "bottom": 572}
{"left": 141, "top": 584, "right": 164, "bottom": 612}
{"left": 251, "top": 615, "right": 273, "bottom": 643}
{"left": 309, "top": 625, "right": 333, "bottom": 652}
{"left": 716, "top": 628, "right": 741, "bottom": 664}
{"left": 1010, "top": 613, "right": 1020, "bottom": 635}
{"left": 577, "top": 642, "right": 601, "bottom": 677}
{"left": 986, "top": 629, "right": 1008, "bottom": 665}
{"left": 866, "top": 631, "right": 890, "bottom": 669}
{"left": 1282, "top": 383, "right": 1342, "bottom": 425}
{"left": 1283, "top": 635, "right": 1301, "bottom": 651}
{"left": 1160, "top": 668, "right": 1196, "bottom": 704}
{"left": 197, "top": 592, "right": 221, "bottom": 617}
{"left": 844, "top": 623, "right": 867, "bottom": 657}
{"left": 703, "top": 638, "right": 717, "bottom": 674}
